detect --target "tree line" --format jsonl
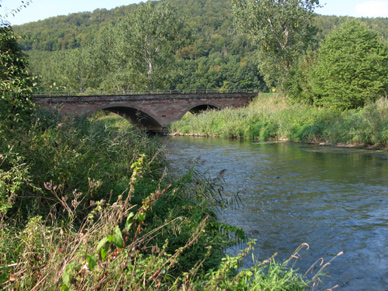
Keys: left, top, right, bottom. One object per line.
{"left": 13, "top": 0, "right": 388, "bottom": 54}
{"left": 23, "top": 0, "right": 267, "bottom": 92}
{"left": 12, "top": 0, "right": 388, "bottom": 109}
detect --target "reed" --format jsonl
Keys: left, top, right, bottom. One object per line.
{"left": 171, "top": 94, "right": 388, "bottom": 148}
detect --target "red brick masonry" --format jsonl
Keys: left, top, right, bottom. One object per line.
{"left": 34, "top": 92, "right": 256, "bottom": 131}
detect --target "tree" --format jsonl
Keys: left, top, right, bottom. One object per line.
{"left": 0, "top": 0, "right": 35, "bottom": 129}
{"left": 92, "top": 23, "right": 135, "bottom": 90}
{"left": 232, "top": 0, "right": 320, "bottom": 88}
{"left": 310, "top": 20, "right": 388, "bottom": 110}
{"left": 283, "top": 50, "right": 317, "bottom": 104}
{"left": 95, "top": 1, "right": 190, "bottom": 90}
{"left": 0, "top": 25, "right": 35, "bottom": 128}
{"left": 51, "top": 47, "right": 95, "bottom": 91}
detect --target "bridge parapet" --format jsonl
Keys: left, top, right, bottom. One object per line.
{"left": 33, "top": 88, "right": 258, "bottom": 98}
{"left": 33, "top": 92, "right": 258, "bottom": 105}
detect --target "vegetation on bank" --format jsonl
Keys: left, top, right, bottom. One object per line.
{"left": 170, "top": 94, "right": 388, "bottom": 149}
{"left": 171, "top": 18, "right": 388, "bottom": 148}
{"left": 8, "top": 0, "right": 388, "bottom": 288}
{"left": 12, "top": 0, "right": 388, "bottom": 93}
{"left": 1, "top": 14, "right": 327, "bottom": 290}
{"left": 1, "top": 107, "right": 330, "bottom": 290}
{"left": 286, "top": 20, "right": 388, "bottom": 110}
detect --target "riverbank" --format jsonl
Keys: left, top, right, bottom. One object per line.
{"left": 166, "top": 136, "right": 388, "bottom": 290}
{"left": 1, "top": 110, "right": 321, "bottom": 289}
{"left": 170, "top": 94, "right": 388, "bottom": 150}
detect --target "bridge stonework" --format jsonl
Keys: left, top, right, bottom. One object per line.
{"left": 34, "top": 92, "right": 256, "bottom": 131}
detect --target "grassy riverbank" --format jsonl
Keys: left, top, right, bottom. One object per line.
{"left": 0, "top": 109, "right": 330, "bottom": 290}
{"left": 170, "top": 94, "right": 388, "bottom": 149}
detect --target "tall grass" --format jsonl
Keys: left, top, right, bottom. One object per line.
{"left": 0, "top": 110, "right": 333, "bottom": 290}
{"left": 170, "top": 94, "right": 388, "bottom": 148}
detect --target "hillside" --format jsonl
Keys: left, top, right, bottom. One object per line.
{"left": 11, "top": 0, "right": 388, "bottom": 91}
{"left": 13, "top": 0, "right": 236, "bottom": 55}
{"left": 13, "top": 5, "right": 137, "bottom": 51}
{"left": 13, "top": 0, "right": 388, "bottom": 53}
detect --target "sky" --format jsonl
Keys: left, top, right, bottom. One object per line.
{"left": 2, "top": 0, "right": 388, "bottom": 26}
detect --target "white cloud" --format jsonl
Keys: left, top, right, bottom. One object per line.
{"left": 355, "top": 1, "right": 388, "bottom": 17}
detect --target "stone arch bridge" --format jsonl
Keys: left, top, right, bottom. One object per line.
{"left": 33, "top": 89, "right": 257, "bottom": 131}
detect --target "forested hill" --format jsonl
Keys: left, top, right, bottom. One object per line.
{"left": 13, "top": 0, "right": 388, "bottom": 53}
{"left": 11, "top": 0, "right": 388, "bottom": 92}
{"left": 13, "top": 4, "right": 138, "bottom": 51}
{"left": 13, "top": 0, "right": 236, "bottom": 52}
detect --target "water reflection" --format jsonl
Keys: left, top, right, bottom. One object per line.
{"left": 165, "top": 137, "right": 388, "bottom": 290}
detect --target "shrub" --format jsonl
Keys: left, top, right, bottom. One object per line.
{"left": 310, "top": 20, "right": 388, "bottom": 110}
{"left": 1, "top": 110, "right": 165, "bottom": 224}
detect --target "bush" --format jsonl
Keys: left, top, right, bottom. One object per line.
{"left": 0, "top": 110, "right": 164, "bottom": 224}
{"left": 310, "top": 20, "right": 388, "bottom": 110}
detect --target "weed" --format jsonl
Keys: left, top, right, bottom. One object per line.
{"left": 0, "top": 110, "right": 334, "bottom": 290}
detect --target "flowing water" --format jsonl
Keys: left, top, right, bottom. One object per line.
{"left": 165, "top": 136, "right": 388, "bottom": 290}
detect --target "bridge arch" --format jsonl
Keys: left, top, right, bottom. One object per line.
{"left": 189, "top": 104, "right": 219, "bottom": 114}
{"left": 174, "top": 103, "right": 220, "bottom": 121}
{"left": 100, "top": 106, "right": 163, "bottom": 131}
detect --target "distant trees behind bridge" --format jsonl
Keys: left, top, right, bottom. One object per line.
{"left": 11, "top": 0, "right": 388, "bottom": 110}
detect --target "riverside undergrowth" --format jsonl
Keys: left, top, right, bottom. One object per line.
{"left": 170, "top": 94, "right": 388, "bottom": 148}
{"left": 0, "top": 109, "right": 331, "bottom": 290}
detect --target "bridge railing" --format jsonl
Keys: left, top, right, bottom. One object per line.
{"left": 32, "top": 89, "right": 258, "bottom": 98}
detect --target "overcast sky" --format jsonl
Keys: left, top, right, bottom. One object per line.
{"left": 2, "top": 0, "right": 388, "bottom": 26}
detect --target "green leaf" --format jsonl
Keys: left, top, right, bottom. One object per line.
{"left": 86, "top": 254, "right": 98, "bottom": 271}
{"left": 112, "top": 225, "right": 124, "bottom": 248}
{"left": 96, "top": 237, "right": 109, "bottom": 251}
{"left": 125, "top": 212, "right": 135, "bottom": 232}
{"left": 136, "top": 212, "right": 146, "bottom": 223}
{"left": 101, "top": 244, "right": 109, "bottom": 261}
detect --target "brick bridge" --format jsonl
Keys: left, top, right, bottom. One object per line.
{"left": 33, "top": 89, "right": 257, "bottom": 131}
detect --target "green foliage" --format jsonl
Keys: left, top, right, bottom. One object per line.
{"left": 0, "top": 110, "right": 164, "bottom": 223}
{"left": 114, "top": 1, "right": 189, "bottom": 90}
{"left": 284, "top": 50, "right": 317, "bottom": 105}
{"left": 171, "top": 94, "right": 388, "bottom": 148}
{"left": 49, "top": 1, "right": 191, "bottom": 91}
{"left": 232, "top": 0, "right": 320, "bottom": 87}
{"left": 197, "top": 242, "right": 312, "bottom": 290}
{"left": 310, "top": 20, "right": 388, "bottom": 110}
{"left": 51, "top": 47, "right": 97, "bottom": 91}
{"left": 0, "top": 26, "right": 35, "bottom": 129}
{"left": 12, "top": 0, "right": 388, "bottom": 55}
{"left": 171, "top": 53, "right": 268, "bottom": 91}
{"left": 0, "top": 157, "right": 319, "bottom": 290}
{"left": 13, "top": 5, "right": 138, "bottom": 51}
{"left": 321, "top": 98, "right": 388, "bottom": 146}
{"left": 0, "top": 147, "right": 32, "bottom": 219}
{"left": 14, "top": 0, "right": 268, "bottom": 91}
{"left": 11, "top": 0, "right": 388, "bottom": 93}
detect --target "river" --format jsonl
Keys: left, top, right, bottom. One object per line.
{"left": 165, "top": 136, "right": 388, "bottom": 290}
